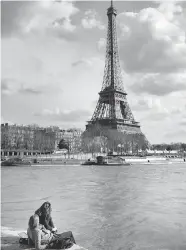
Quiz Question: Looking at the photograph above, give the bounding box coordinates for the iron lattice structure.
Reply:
[85,1,149,146]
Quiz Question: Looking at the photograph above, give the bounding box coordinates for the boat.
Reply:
[81,158,96,165]
[82,156,131,166]
[1,157,31,166]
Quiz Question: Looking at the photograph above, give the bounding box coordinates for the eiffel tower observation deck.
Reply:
[84,0,149,150]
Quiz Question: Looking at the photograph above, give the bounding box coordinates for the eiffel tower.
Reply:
[85,0,149,149]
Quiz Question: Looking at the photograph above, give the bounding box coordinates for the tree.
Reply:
[81,124,109,155]
[24,131,34,150]
[105,129,126,153]
[14,134,24,150]
[58,139,69,151]
[1,132,9,149]
[166,145,172,152]
[181,143,186,151]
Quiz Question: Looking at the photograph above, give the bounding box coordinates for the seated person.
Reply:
[27,214,76,250]
[35,202,57,232]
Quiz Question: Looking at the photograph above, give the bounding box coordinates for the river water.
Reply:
[1,164,186,250]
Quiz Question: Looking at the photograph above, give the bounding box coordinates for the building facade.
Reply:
[1,123,34,150]
[44,127,83,153]
[1,123,83,155]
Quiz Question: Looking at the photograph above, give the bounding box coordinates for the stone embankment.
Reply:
[2,153,185,166]
[27,154,186,166]
[120,156,185,164]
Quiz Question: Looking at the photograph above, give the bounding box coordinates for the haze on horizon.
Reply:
[1,0,186,144]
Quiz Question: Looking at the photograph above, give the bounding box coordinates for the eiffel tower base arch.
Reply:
[82,121,149,155]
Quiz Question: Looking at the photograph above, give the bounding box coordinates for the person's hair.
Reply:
[28,214,39,229]
[35,201,52,218]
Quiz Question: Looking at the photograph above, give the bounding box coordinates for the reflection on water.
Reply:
[1,164,186,250]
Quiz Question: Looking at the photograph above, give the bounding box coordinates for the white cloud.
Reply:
[141,101,186,122]
[97,37,106,50]
[164,129,186,142]
[27,1,78,33]
[1,78,58,96]
[180,118,186,126]
[118,2,186,74]
[2,1,79,37]
[1,78,20,95]
[34,108,92,122]
[129,94,186,138]
[157,2,183,22]
[131,96,162,111]
[81,10,105,30]
[129,71,186,96]
[72,58,94,67]
[131,96,169,122]
[72,57,104,68]
[1,34,77,99]
[52,17,76,32]
[116,2,186,97]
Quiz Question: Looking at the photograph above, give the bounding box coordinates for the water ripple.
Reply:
[1,164,186,250]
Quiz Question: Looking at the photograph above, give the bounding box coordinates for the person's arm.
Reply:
[49,217,55,228]
[34,229,47,250]
[39,224,49,234]
[44,217,53,231]
[49,217,57,232]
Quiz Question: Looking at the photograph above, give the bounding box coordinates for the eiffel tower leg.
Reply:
[92,100,102,120]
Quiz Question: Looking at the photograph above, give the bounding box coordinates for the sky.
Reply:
[1,0,186,144]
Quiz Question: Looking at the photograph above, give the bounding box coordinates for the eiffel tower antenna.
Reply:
[111,0,113,7]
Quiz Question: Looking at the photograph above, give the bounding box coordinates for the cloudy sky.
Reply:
[1,0,186,144]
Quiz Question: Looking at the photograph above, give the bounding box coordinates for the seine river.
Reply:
[1,164,186,250]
